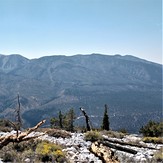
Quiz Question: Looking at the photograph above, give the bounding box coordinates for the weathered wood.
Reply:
[0,120,46,149]
[91,141,119,163]
[80,107,92,131]
[101,141,138,154]
[15,93,22,130]
[8,120,19,137]
[103,137,156,150]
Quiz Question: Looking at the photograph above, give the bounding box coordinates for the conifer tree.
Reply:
[68,108,75,132]
[50,117,59,128]
[64,108,76,132]
[102,104,110,130]
[59,110,63,128]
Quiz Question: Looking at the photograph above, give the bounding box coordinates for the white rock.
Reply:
[66,146,77,153]
[24,158,31,162]
[0,132,5,136]
[67,151,75,157]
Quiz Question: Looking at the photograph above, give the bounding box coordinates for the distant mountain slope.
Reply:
[0,54,162,133]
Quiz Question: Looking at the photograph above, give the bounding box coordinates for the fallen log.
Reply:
[0,120,46,149]
[101,141,138,154]
[103,137,156,150]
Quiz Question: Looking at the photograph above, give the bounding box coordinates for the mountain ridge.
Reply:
[0,54,162,132]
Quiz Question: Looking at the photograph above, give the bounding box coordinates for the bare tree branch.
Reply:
[0,120,46,149]
[8,120,19,137]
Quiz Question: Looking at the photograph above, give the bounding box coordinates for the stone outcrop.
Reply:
[0,131,163,163]
[39,132,103,163]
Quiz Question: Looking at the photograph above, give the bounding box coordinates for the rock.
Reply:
[24,158,31,162]
[134,153,145,162]
[0,132,5,136]
[123,134,141,143]
[65,146,77,153]
[38,132,102,162]
[2,130,162,163]
[67,151,76,157]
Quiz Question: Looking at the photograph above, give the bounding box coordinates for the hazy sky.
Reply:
[0,0,162,63]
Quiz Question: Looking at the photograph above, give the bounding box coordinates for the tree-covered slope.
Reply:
[0,54,162,132]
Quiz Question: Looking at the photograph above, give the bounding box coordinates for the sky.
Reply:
[0,0,162,64]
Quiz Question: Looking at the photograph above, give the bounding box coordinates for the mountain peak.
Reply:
[0,54,29,73]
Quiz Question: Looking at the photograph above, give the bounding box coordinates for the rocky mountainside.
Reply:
[0,54,162,132]
[0,129,162,163]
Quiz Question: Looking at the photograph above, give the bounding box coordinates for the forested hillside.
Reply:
[0,54,162,132]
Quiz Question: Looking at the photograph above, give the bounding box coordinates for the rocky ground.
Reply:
[0,130,162,163]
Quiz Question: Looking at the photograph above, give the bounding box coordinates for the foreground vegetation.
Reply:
[140,120,163,137]
[0,101,162,162]
[0,139,67,162]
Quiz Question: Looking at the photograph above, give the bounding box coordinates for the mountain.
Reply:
[0,54,162,133]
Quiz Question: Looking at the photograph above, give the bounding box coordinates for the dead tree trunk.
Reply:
[15,93,22,130]
[80,107,92,131]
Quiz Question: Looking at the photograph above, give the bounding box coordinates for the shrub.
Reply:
[154,147,163,162]
[103,130,126,139]
[0,126,11,132]
[139,121,163,137]
[84,130,103,142]
[21,149,34,161]
[46,129,71,138]
[0,119,10,127]
[36,141,66,162]
[0,119,12,132]
[142,137,163,144]
[118,128,128,134]
[0,139,67,162]
[1,150,17,162]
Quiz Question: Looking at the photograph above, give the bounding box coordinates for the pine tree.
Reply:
[50,117,59,128]
[64,108,76,132]
[69,108,75,132]
[102,104,110,130]
[139,120,163,137]
[59,110,63,128]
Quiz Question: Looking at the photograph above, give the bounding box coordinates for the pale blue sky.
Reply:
[0,0,162,63]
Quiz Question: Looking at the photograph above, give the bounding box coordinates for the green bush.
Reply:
[139,121,163,137]
[118,128,128,134]
[0,119,10,127]
[36,141,66,162]
[0,119,12,132]
[46,129,71,138]
[1,150,17,162]
[84,130,103,142]
[0,139,67,162]
[142,137,163,144]
[102,130,126,139]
